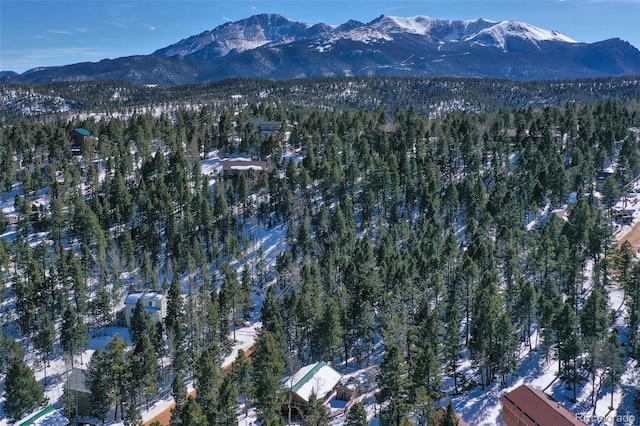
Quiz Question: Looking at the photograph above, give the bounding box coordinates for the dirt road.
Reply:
[617,220,640,250]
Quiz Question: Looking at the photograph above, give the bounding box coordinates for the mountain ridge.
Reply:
[2,13,639,85]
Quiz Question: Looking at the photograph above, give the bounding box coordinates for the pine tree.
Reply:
[172,374,187,410]
[232,349,253,417]
[600,329,625,410]
[629,263,640,358]
[130,299,153,347]
[469,272,501,388]
[376,344,410,426]
[260,286,287,360]
[61,383,79,421]
[252,330,285,425]
[195,346,222,422]
[34,311,56,381]
[60,305,89,367]
[441,400,459,426]
[131,334,158,405]
[217,374,238,426]
[124,402,143,426]
[580,286,608,341]
[344,402,368,426]
[444,305,462,395]
[180,396,208,426]
[515,280,536,350]
[166,276,184,335]
[555,302,581,401]
[4,350,47,422]
[495,313,518,386]
[601,175,620,210]
[410,341,441,401]
[219,263,240,342]
[311,298,344,364]
[170,375,187,426]
[239,264,255,319]
[538,277,561,361]
[304,392,329,426]
[106,334,131,421]
[413,387,437,426]
[92,283,112,328]
[85,349,113,423]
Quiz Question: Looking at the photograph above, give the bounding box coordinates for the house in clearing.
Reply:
[500,384,587,426]
[222,159,269,182]
[283,361,343,417]
[123,291,167,328]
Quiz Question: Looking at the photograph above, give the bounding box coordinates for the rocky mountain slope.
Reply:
[2,14,639,85]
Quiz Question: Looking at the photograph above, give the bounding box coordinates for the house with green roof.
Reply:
[283,361,343,417]
[69,128,92,155]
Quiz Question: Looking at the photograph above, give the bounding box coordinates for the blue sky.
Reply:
[1,0,639,73]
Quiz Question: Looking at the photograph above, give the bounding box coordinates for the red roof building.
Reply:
[500,385,587,426]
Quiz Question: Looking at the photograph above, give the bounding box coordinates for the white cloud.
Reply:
[149,26,156,31]
[2,47,113,73]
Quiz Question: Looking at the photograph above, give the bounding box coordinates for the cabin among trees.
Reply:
[248,117,282,135]
[69,128,92,155]
[222,159,269,182]
[123,291,167,328]
[500,385,587,426]
[283,361,343,418]
[65,368,92,418]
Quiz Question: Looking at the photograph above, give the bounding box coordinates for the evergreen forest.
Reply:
[0,76,640,425]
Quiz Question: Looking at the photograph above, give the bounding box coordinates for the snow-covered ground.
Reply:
[443,187,640,426]
[0,148,287,426]
[3,142,640,426]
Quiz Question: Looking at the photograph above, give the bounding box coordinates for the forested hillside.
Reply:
[2,76,640,121]
[0,80,639,425]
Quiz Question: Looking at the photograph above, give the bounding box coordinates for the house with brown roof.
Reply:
[500,384,587,426]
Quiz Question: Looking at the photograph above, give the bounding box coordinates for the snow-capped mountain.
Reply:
[2,14,639,85]
[465,20,577,50]
[153,14,334,59]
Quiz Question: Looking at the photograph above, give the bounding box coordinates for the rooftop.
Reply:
[222,159,268,172]
[125,291,164,305]
[500,385,587,426]
[284,361,342,403]
[66,368,90,394]
[73,128,91,136]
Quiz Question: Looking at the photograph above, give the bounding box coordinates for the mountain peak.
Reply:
[4,13,639,84]
[466,20,577,49]
[153,13,325,59]
[368,15,449,35]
